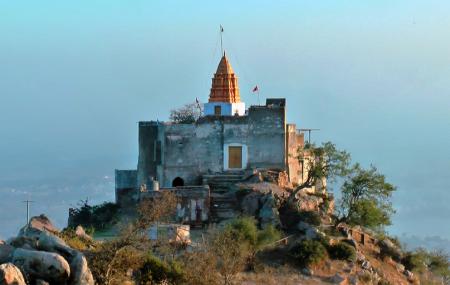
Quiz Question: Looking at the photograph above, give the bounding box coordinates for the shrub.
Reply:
[280,204,321,230]
[428,251,450,279]
[169,103,200,123]
[359,271,373,283]
[69,200,120,231]
[377,279,392,285]
[290,239,328,267]
[58,228,95,251]
[227,217,259,247]
[140,254,184,284]
[328,242,356,261]
[299,211,321,226]
[257,225,282,248]
[378,239,403,262]
[227,217,282,251]
[402,249,428,273]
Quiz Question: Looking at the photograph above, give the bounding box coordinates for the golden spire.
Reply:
[209,52,240,103]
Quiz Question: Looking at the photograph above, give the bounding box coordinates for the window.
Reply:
[214,105,222,116]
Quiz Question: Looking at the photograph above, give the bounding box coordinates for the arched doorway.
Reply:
[172,177,184,187]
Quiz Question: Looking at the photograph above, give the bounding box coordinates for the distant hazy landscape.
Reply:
[1,0,450,253]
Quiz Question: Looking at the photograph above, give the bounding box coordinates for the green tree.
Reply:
[288,142,351,204]
[339,164,396,230]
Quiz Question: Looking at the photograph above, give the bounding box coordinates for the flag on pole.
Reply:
[195,97,201,108]
[252,85,259,93]
[195,97,202,113]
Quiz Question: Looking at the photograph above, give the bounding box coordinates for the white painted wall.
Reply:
[204,102,246,116]
[223,143,248,170]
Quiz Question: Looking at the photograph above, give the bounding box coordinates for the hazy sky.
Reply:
[0,1,449,249]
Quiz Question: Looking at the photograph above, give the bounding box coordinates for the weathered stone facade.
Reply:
[115,53,308,222]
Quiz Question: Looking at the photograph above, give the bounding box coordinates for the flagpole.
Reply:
[257,90,260,106]
[220,25,223,55]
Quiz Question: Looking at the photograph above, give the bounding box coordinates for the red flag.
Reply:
[252,85,259,92]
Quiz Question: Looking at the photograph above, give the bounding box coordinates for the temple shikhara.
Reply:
[115,52,322,225]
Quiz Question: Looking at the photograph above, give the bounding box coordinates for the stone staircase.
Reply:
[203,172,245,223]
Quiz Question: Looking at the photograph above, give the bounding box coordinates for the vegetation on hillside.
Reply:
[69,200,120,232]
[289,141,397,233]
[63,141,450,285]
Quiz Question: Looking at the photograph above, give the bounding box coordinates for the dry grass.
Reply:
[237,265,328,285]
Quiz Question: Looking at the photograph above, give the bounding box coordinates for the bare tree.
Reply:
[88,191,178,285]
[170,102,201,123]
[137,190,178,229]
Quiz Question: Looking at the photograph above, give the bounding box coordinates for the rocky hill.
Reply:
[2,175,448,285]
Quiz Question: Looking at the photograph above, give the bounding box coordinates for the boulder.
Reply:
[297,222,325,240]
[12,248,70,283]
[239,182,287,197]
[297,221,311,232]
[361,260,371,270]
[0,263,26,285]
[258,193,281,228]
[75,226,93,242]
[404,270,414,281]
[379,239,402,262]
[36,231,75,257]
[395,262,405,273]
[300,196,323,212]
[68,253,94,285]
[0,244,14,264]
[329,273,347,285]
[7,236,37,250]
[28,215,59,234]
[18,215,59,240]
[301,267,313,276]
[240,192,261,216]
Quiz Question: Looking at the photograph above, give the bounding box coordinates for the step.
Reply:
[211,210,236,219]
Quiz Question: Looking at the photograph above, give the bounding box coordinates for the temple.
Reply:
[115,52,318,224]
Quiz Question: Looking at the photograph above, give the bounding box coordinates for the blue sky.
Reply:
[0,1,449,249]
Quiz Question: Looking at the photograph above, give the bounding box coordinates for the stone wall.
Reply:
[247,104,286,169]
[159,100,287,187]
[117,98,300,204]
[137,122,163,187]
[162,121,224,187]
[115,169,137,206]
[140,186,210,225]
[286,124,303,185]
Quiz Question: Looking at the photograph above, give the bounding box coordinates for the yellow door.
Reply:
[228,146,242,169]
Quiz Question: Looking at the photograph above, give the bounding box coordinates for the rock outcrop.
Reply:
[0,263,26,285]
[0,215,94,285]
[12,248,71,283]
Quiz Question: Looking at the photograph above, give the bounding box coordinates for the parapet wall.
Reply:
[140,186,210,225]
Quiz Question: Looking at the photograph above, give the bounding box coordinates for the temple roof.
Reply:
[216,52,234,74]
[209,52,241,103]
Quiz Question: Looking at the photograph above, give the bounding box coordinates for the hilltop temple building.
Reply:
[115,53,313,224]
